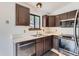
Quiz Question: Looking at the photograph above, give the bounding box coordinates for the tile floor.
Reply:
[43,51,59,56]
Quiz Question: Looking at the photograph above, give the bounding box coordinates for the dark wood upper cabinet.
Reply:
[55,13,67,26]
[42,15,49,27]
[55,10,77,27]
[67,10,76,19]
[16,4,30,26]
[56,10,76,20]
[59,13,67,20]
[58,10,76,20]
[42,15,55,27]
[48,16,55,27]
[55,15,60,27]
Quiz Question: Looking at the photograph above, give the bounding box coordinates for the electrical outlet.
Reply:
[55,29,57,32]
[6,20,9,24]
[24,30,26,33]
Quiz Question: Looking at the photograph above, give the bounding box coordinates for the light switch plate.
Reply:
[6,20,9,24]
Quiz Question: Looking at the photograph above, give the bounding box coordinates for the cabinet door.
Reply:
[67,10,76,19]
[36,38,44,56]
[53,36,59,50]
[44,36,52,53]
[42,15,49,27]
[16,4,30,26]
[42,15,55,27]
[55,15,60,27]
[59,13,67,20]
[48,16,55,27]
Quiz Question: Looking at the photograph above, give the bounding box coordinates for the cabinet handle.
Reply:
[17,42,35,47]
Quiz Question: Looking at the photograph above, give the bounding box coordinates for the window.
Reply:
[30,14,40,30]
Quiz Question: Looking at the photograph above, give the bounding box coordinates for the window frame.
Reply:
[29,14,41,30]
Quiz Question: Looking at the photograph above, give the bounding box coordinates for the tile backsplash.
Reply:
[42,27,74,35]
[13,26,74,37]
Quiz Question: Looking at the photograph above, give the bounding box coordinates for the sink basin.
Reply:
[31,34,44,37]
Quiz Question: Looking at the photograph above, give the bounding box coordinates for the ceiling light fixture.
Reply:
[36,2,42,8]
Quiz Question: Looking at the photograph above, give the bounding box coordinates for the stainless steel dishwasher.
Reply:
[16,40,36,56]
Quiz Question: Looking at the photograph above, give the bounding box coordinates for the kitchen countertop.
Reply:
[13,33,61,43]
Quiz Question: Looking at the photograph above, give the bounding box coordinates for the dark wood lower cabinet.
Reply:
[16,35,59,56]
[36,38,44,56]
[52,36,59,50]
[44,36,52,53]
[35,36,53,56]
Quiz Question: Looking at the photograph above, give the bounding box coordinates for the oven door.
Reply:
[59,38,78,55]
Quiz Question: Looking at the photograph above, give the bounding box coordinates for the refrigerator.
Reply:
[74,9,79,55]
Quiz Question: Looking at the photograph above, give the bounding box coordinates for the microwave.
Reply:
[60,18,75,27]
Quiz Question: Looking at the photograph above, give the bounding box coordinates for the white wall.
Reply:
[0,2,15,56]
[0,2,43,56]
[51,2,79,15]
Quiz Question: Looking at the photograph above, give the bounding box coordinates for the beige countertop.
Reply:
[13,33,61,43]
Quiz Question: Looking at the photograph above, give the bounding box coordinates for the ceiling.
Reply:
[26,2,71,15]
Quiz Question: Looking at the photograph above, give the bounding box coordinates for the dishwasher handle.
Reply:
[17,42,35,48]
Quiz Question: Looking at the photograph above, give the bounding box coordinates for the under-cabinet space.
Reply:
[60,19,74,27]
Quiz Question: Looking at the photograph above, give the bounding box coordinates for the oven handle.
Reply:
[17,42,35,48]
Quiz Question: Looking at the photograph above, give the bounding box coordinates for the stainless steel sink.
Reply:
[31,34,44,37]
